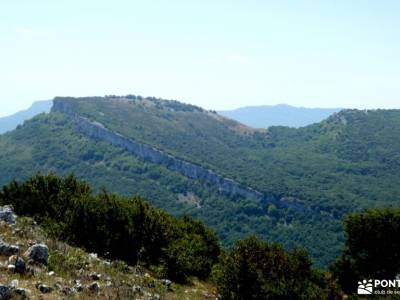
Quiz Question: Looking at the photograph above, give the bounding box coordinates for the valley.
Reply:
[1,96,400,269]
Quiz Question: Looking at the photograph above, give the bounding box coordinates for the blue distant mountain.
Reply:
[219,104,342,128]
[0,100,53,134]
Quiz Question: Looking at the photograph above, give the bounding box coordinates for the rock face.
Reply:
[53,100,265,201]
[0,285,11,300]
[24,243,49,265]
[53,99,310,213]
[0,241,19,256]
[0,206,16,225]
[74,115,265,201]
[8,255,26,274]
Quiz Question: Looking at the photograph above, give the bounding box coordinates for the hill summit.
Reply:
[1,95,400,268]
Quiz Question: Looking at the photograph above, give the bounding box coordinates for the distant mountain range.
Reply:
[1,95,400,269]
[0,100,53,134]
[0,101,340,135]
[219,104,342,128]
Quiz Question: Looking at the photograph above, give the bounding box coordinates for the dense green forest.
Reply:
[0,174,336,298]
[2,174,400,298]
[0,111,342,268]
[1,96,400,269]
[60,97,400,213]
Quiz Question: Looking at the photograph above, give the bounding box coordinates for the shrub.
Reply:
[332,208,400,294]
[212,236,330,300]
[0,173,220,282]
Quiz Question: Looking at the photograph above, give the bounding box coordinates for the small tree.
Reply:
[332,208,400,294]
[212,236,330,300]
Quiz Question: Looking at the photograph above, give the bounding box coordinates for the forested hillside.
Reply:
[0,174,340,299]
[1,95,400,269]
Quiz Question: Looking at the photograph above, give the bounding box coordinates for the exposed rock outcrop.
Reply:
[0,241,19,256]
[8,255,26,274]
[53,99,309,213]
[0,206,16,225]
[36,283,53,294]
[25,243,49,265]
[53,100,265,199]
[0,285,11,300]
[0,210,210,300]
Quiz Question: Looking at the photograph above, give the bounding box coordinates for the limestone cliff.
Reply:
[52,99,308,212]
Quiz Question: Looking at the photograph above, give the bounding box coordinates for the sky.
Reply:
[1,1,400,117]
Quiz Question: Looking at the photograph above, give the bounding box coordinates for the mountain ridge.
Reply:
[2,95,400,268]
[0,100,53,134]
[53,99,311,214]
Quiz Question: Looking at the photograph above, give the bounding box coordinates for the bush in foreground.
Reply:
[0,173,220,282]
[332,208,400,294]
[212,236,336,300]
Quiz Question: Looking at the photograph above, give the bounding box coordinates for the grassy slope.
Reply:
[0,216,216,300]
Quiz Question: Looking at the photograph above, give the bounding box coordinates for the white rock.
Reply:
[0,205,16,225]
[9,279,19,288]
[7,264,15,272]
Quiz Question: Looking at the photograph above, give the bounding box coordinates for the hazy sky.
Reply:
[1,1,400,117]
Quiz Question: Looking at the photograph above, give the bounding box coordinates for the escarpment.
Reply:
[52,99,309,212]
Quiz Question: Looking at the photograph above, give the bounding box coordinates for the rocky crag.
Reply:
[53,99,310,213]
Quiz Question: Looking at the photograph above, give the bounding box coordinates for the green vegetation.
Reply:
[1,174,342,299]
[0,214,218,300]
[0,111,341,269]
[0,174,219,282]
[62,98,400,213]
[3,174,400,298]
[2,96,400,269]
[332,208,400,294]
[212,236,338,300]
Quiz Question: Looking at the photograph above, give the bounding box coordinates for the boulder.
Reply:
[36,283,53,294]
[0,285,11,300]
[8,255,26,274]
[12,288,30,300]
[74,281,83,292]
[89,272,101,280]
[0,241,19,256]
[61,286,76,296]
[152,294,161,300]
[88,282,100,293]
[0,206,16,225]
[9,279,18,288]
[132,285,142,294]
[24,244,49,265]
[161,279,172,288]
